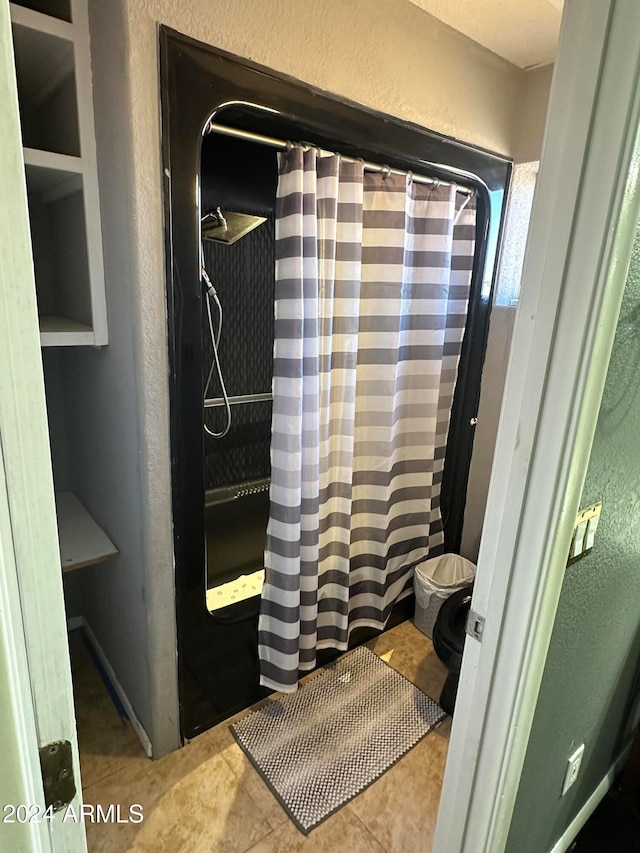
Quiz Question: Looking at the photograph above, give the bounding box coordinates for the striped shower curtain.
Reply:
[259,145,477,692]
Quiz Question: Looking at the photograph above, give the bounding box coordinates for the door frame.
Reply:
[0,1,86,850]
[435,2,640,851]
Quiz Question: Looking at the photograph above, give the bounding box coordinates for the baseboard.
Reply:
[68,616,153,758]
[549,741,633,853]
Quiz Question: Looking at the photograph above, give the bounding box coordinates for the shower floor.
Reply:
[206,568,265,611]
[205,477,270,601]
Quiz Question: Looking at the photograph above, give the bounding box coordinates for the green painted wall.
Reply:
[506,228,640,851]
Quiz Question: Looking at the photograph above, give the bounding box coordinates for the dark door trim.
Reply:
[160,26,512,738]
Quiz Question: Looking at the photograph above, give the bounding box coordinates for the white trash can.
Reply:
[413,553,476,638]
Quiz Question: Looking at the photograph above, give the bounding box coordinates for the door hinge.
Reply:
[39,740,76,812]
[466,610,485,642]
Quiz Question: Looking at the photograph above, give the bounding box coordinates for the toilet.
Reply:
[432,584,474,715]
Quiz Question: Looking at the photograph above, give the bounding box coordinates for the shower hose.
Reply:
[201,259,232,439]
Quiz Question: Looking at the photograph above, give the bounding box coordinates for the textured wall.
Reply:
[460,163,539,560]
[69,0,171,754]
[405,0,560,69]
[506,227,640,852]
[131,0,525,154]
[41,351,71,491]
[514,64,554,163]
[460,306,517,561]
[79,0,541,755]
[494,162,538,306]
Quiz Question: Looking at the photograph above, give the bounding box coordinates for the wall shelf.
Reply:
[56,491,118,573]
[40,316,94,345]
[11,15,78,156]
[24,147,83,172]
[24,151,83,197]
[26,167,92,344]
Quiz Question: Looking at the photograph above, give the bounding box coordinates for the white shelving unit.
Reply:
[10,0,107,346]
[10,0,116,577]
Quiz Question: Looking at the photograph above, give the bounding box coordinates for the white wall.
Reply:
[76,0,551,755]
[514,64,554,163]
[461,162,541,560]
[459,67,554,565]
[65,0,174,756]
[460,306,517,561]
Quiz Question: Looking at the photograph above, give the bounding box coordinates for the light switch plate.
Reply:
[571,521,588,558]
[585,514,600,550]
[568,503,602,563]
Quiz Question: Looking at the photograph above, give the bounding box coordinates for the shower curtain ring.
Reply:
[382,165,391,179]
[285,140,293,151]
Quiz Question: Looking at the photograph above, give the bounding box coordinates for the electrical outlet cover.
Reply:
[562,744,585,795]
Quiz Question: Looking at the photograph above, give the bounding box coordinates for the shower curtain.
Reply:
[259,145,477,692]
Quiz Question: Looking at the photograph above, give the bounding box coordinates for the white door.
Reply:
[0,0,86,850]
[435,1,640,851]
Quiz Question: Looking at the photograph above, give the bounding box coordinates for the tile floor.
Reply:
[72,620,450,853]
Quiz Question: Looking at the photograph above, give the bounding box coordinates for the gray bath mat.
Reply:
[231,645,445,834]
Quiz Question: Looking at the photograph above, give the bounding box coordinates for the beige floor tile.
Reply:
[348,733,448,853]
[366,621,450,721]
[210,724,289,830]
[245,806,386,853]
[69,631,147,789]
[83,731,273,853]
[72,619,448,852]
[435,716,451,739]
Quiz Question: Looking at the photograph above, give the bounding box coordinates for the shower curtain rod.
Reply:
[205,121,475,196]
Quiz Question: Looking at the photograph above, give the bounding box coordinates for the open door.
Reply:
[435,1,640,851]
[0,1,85,850]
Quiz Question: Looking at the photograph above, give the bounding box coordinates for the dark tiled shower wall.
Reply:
[202,212,275,489]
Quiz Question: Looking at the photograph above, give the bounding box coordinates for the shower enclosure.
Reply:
[160,28,511,739]
[200,134,276,615]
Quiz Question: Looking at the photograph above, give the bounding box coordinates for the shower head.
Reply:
[201,207,267,245]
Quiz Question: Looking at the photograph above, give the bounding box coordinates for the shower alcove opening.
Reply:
[160,28,512,739]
